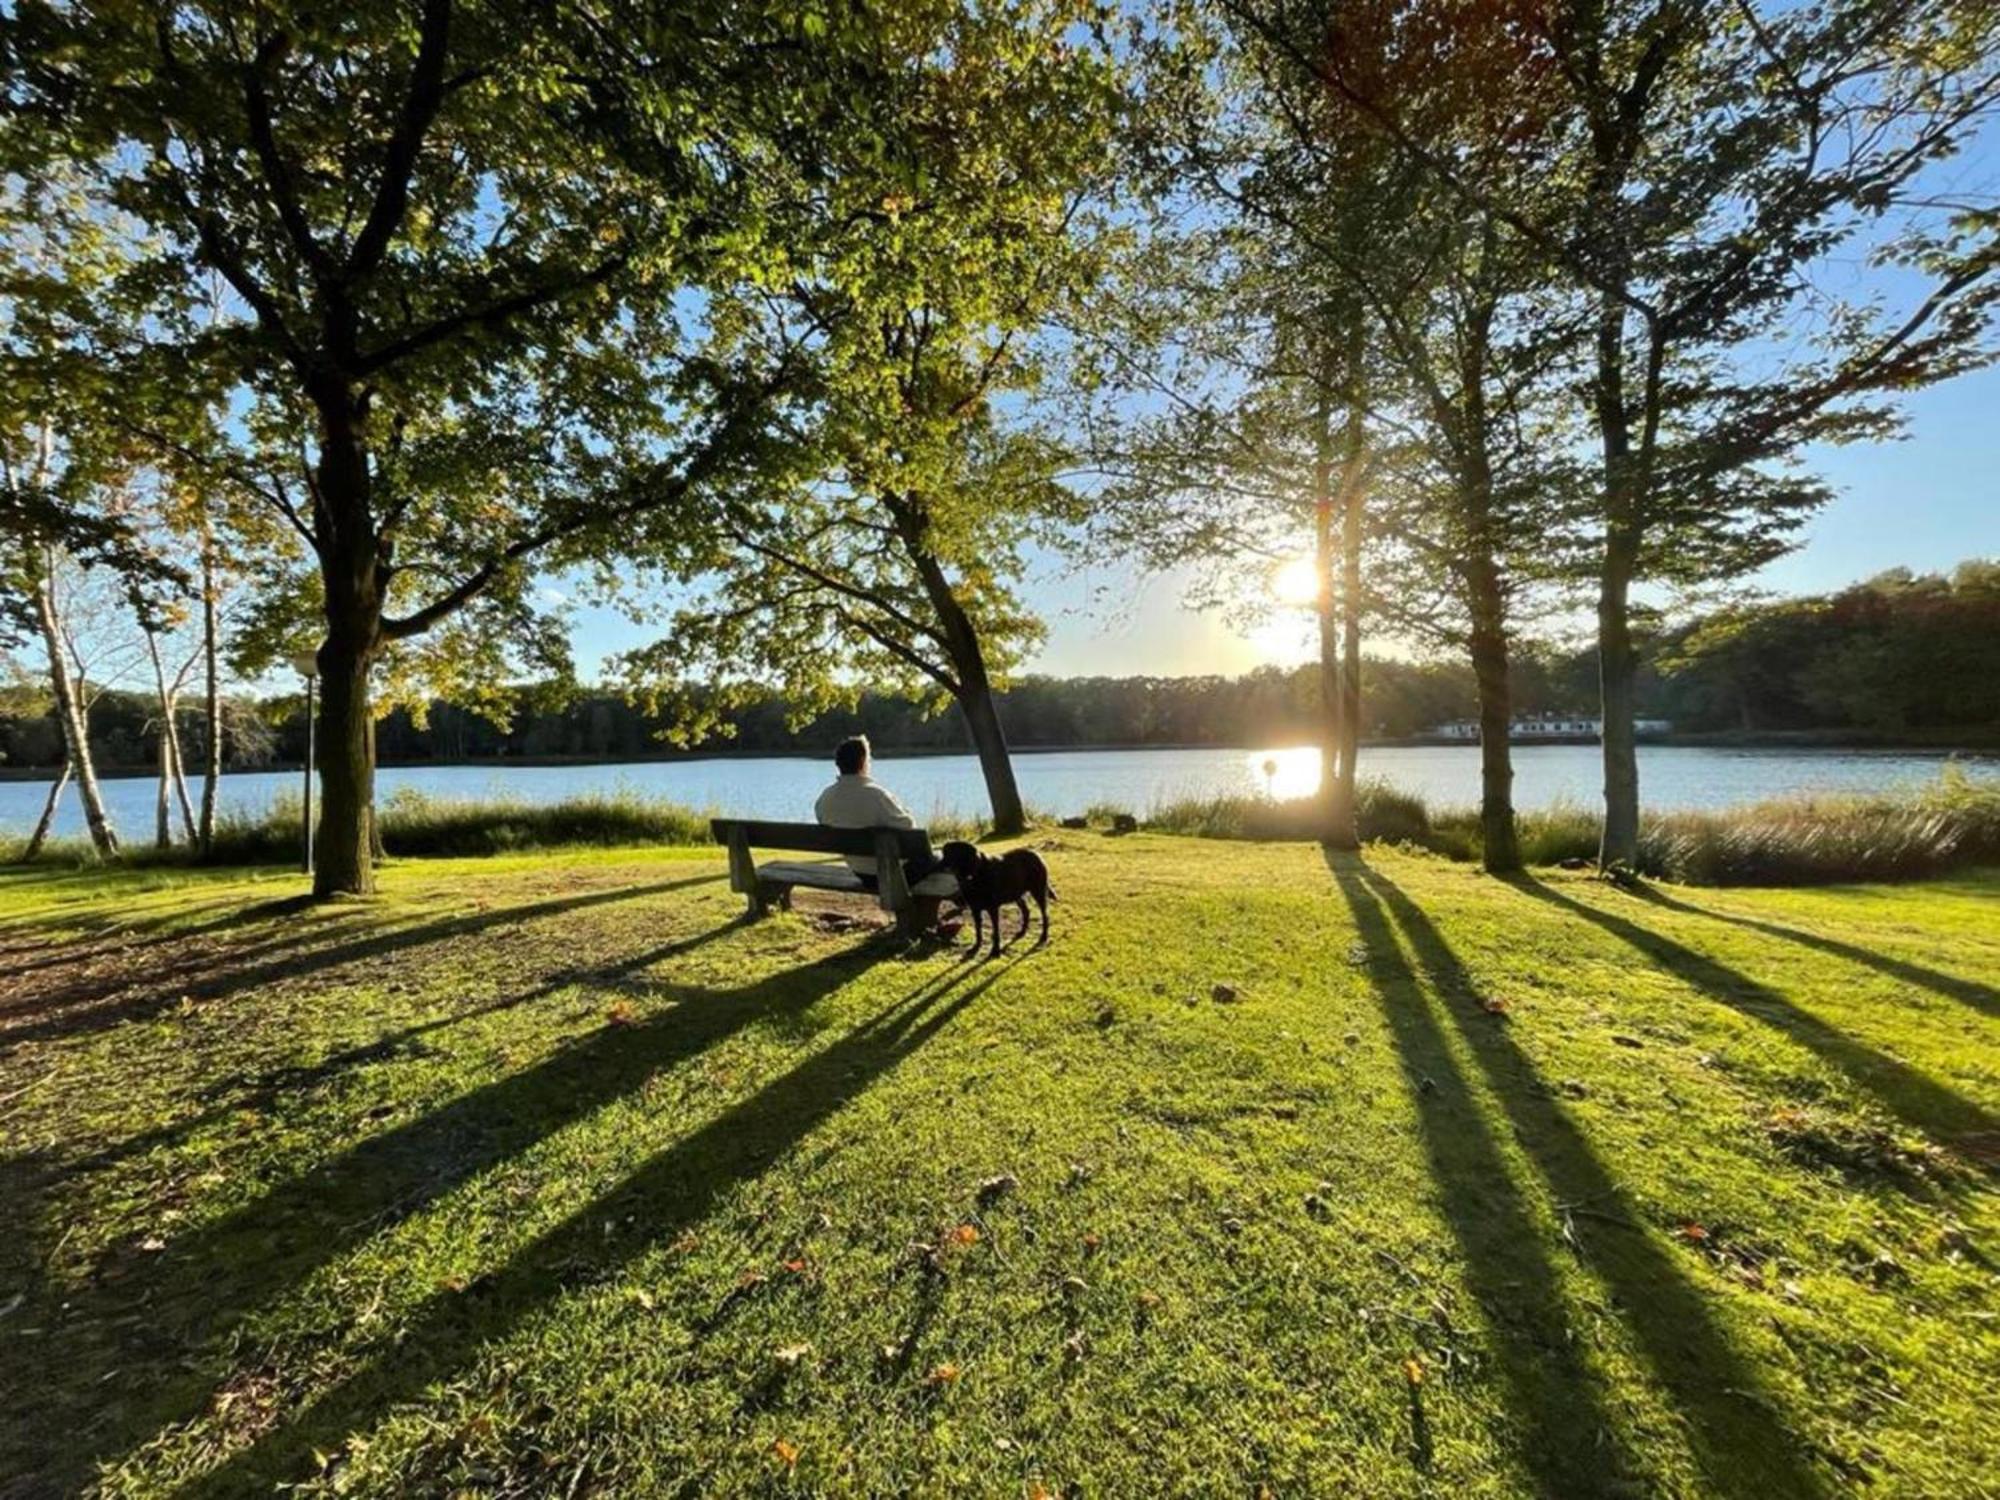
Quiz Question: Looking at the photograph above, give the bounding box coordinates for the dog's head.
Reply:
[937,841,981,880]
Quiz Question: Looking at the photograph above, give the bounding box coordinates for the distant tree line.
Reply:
[8,563,1989,775]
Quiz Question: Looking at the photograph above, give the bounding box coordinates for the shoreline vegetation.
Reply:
[4,726,1996,784]
[9,768,1995,889]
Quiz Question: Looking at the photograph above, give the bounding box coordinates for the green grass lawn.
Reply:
[2,836,1996,1498]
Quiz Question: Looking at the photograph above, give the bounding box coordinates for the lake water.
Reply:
[3,743,1993,838]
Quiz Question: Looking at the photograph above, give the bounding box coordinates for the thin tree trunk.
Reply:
[143,628,196,847]
[1310,385,1352,845]
[168,703,197,841]
[1597,526,1642,869]
[199,523,222,853]
[367,712,385,862]
[33,547,118,856]
[20,763,70,861]
[154,730,172,850]
[1334,373,1366,842]
[1466,570,1520,874]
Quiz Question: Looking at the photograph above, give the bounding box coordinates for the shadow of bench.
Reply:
[710,819,958,938]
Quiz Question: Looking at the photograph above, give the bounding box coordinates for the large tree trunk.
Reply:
[199,525,222,854]
[20,763,70,861]
[1597,526,1643,869]
[1466,577,1520,874]
[314,634,377,896]
[959,670,1026,837]
[310,394,386,898]
[895,502,1026,837]
[33,548,118,856]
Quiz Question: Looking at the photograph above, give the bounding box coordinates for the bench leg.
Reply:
[748,882,792,920]
[897,895,943,939]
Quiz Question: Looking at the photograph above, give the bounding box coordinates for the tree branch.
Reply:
[355,254,627,374]
[346,0,454,279]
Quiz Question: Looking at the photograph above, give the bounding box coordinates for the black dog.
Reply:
[938,841,1055,959]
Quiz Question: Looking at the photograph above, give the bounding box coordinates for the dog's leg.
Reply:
[966,906,984,961]
[1034,888,1050,946]
[1016,897,1031,943]
[989,905,1002,960]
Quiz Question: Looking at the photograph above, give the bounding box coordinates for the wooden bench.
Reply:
[710,819,960,936]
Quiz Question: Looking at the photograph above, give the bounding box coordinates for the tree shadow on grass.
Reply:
[1332,853,1830,1499]
[0,871,728,1050]
[170,958,998,1498]
[1325,856,1633,1497]
[54,919,746,1184]
[4,923,919,1496]
[1626,884,2000,1021]
[1510,876,1998,1151]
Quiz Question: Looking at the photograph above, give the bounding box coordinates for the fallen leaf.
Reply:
[1678,1223,1710,1242]
[773,1342,812,1367]
[928,1361,961,1385]
[782,1257,809,1274]
[977,1173,1018,1205]
[1403,1356,1425,1386]
[1480,996,1511,1017]
[948,1223,981,1248]
[771,1438,799,1468]
[605,1001,638,1028]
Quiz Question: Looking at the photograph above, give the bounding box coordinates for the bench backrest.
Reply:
[708,819,934,860]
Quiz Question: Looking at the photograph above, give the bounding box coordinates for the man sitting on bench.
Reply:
[814,735,941,891]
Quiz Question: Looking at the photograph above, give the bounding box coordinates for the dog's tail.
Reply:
[1046,883,1058,902]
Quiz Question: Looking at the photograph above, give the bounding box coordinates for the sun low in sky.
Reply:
[1270,556,1321,607]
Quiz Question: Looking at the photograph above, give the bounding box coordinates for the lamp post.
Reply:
[290,650,319,875]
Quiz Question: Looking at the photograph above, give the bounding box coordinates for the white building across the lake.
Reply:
[1429,715,1672,742]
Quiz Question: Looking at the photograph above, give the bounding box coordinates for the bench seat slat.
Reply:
[758,859,864,890]
[710,818,933,860]
[754,860,958,899]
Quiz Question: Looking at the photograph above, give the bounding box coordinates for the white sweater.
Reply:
[813,773,915,874]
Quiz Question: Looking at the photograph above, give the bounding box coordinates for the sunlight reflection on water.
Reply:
[1248,746,1323,801]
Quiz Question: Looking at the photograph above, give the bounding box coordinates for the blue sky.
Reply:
[563,357,1998,682]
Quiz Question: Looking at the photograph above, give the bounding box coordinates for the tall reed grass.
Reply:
[1133,765,2000,886]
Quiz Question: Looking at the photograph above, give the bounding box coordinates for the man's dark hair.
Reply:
[834,736,870,775]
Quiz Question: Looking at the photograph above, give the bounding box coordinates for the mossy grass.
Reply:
[2,837,1995,1495]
